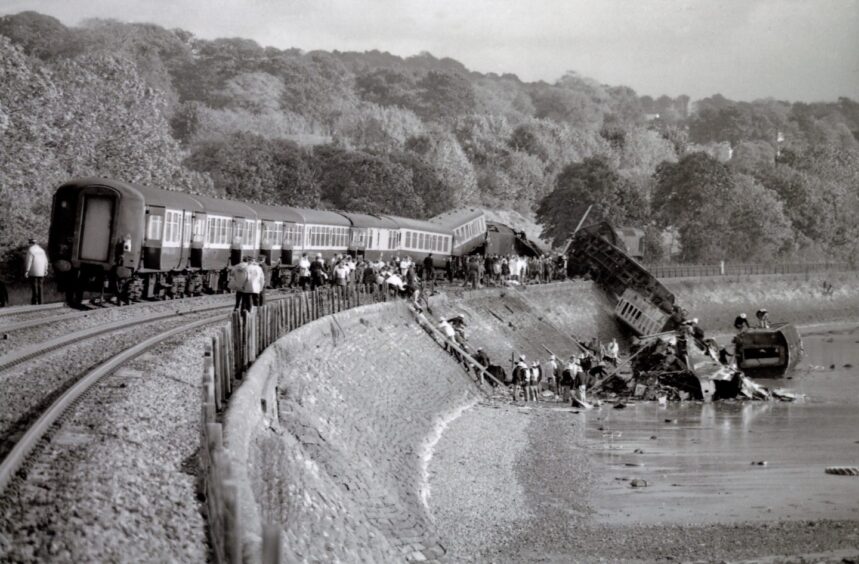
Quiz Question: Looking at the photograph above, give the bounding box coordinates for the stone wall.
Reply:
[224,300,481,563]
[430,281,623,366]
[666,271,859,333]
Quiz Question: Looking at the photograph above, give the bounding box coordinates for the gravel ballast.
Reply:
[0,324,218,562]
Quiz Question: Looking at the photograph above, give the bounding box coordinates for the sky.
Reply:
[2,0,858,102]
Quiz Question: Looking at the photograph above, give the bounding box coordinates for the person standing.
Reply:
[423,254,435,292]
[25,239,48,305]
[244,257,264,311]
[228,258,249,310]
[547,354,559,396]
[606,338,620,367]
[734,313,751,332]
[298,253,311,290]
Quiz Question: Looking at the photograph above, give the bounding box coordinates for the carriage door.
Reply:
[79,194,115,263]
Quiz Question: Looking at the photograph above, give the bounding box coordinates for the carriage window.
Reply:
[164,210,182,244]
[183,211,192,244]
[147,214,163,241]
[244,219,256,246]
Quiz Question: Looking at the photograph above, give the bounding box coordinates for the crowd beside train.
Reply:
[225,250,572,313]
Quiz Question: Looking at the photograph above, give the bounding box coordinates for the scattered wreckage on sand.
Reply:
[568,222,804,403]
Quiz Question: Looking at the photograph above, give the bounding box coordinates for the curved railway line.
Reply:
[0,313,226,495]
[0,295,295,497]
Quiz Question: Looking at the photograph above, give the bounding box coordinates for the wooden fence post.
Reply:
[262,524,282,564]
[222,480,242,564]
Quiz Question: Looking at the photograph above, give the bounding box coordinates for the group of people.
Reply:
[228,256,267,312]
[733,309,770,332]
[457,253,568,290]
[444,324,621,405]
[291,252,432,304]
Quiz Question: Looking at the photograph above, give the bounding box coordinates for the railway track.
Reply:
[0,311,230,496]
[0,302,231,372]
[0,302,65,318]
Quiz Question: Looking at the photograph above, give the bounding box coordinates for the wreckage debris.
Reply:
[595,330,802,403]
[630,479,648,488]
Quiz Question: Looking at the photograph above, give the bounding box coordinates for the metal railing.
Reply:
[645,262,854,279]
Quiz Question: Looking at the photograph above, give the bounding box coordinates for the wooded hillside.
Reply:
[1,11,858,274]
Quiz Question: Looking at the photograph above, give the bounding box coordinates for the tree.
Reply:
[652,152,735,261]
[652,152,793,261]
[315,147,423,216]
[536,157,645,245]
[186,133,319,206]
[415,70,476,121]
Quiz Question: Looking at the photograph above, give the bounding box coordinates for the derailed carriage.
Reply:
[565,222,677,336]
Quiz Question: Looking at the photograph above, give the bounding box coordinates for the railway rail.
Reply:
[0,302,65,318]
[0,311,230,496]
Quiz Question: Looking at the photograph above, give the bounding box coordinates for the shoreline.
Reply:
[429,402,859,562]
[428,318,859,562]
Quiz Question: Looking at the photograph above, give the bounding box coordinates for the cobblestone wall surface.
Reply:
[224,300,481,563]
[430,281,623,366]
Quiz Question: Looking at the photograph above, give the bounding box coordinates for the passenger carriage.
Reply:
[429,208,487,256]
[48,177,489,303]
[385,215,453,269]
[336,212,401,261]
[288,208,352,263]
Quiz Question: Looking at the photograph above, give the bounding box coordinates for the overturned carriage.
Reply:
[566,222,677,336]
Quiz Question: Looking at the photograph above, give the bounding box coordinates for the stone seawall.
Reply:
[223,300,482,563]
[430,281,623,364]
[666,271,859,332]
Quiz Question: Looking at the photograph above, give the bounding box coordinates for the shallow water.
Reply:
[584,322,859,525]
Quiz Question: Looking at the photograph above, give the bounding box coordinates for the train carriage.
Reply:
[244,202,305,267]
[429,207,486,256]
[336,212,400,260]
[289,209,351,262]
[48,177,492,304]
[385,215,453,267]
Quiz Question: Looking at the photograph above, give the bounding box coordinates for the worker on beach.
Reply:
[756,308,770,328]
[605,338,619,366]
[734,312,751,332]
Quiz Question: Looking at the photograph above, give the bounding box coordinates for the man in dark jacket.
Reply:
[423,254,435,291]
[734,313,751,332]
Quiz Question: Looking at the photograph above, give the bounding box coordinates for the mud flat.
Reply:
[428,277,859,562]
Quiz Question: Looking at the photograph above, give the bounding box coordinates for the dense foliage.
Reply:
[1,11,858,273]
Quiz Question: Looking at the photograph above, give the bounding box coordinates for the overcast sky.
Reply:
[3,0,858,102]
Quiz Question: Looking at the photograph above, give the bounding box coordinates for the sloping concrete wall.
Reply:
[430,281,623,367]
[224,301,481,562]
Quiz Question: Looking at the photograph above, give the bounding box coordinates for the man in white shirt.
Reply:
[25,238,48,305]
[243,257,265,310]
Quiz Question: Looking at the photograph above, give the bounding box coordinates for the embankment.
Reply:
[430,281,624,364]
[223,300,481,562]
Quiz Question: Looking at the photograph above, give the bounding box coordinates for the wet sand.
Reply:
[428,324,859,562]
